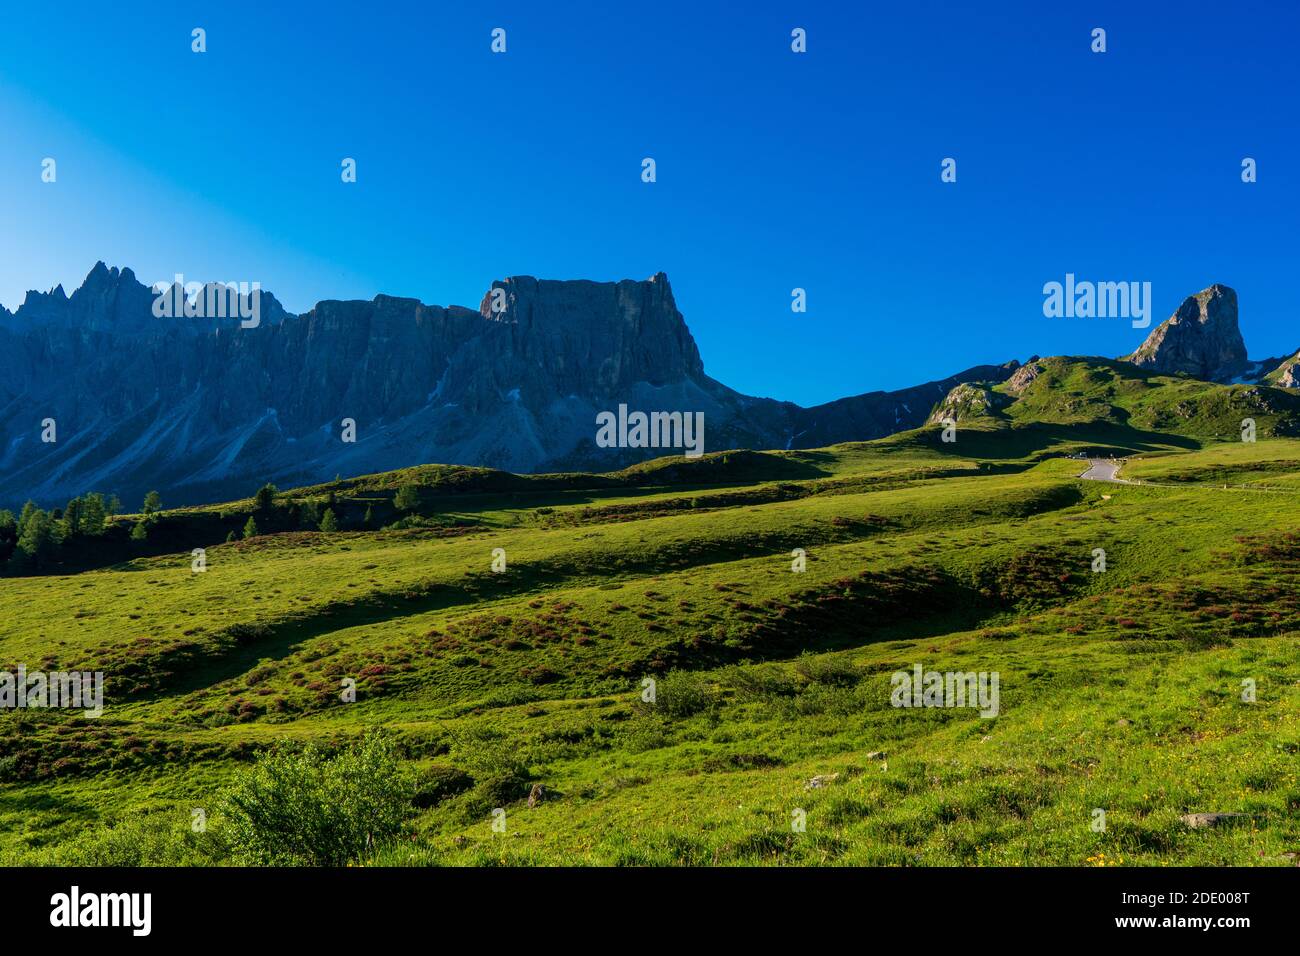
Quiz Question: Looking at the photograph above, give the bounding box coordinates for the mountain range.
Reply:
[2,264,1298,509]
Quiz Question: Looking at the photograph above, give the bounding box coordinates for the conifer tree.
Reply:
[15,508,58,568]
[81,493,108,535]
[254,484,278,511]
[62,497,85,536]
[394,485,419,512]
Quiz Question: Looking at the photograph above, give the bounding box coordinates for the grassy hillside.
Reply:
[941,356,1300,441]
[1,418,1298,866]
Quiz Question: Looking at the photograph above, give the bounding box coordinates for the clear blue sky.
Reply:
[1,0,1295,405]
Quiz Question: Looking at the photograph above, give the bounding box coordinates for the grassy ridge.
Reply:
[954,356,1300,440]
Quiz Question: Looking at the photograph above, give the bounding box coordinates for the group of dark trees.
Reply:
[231,482,431,540]
[0,491,163,573]
[233,483,342,540]
[1,480,428,574]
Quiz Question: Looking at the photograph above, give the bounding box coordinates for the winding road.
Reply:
[1079,459,1127,482]
[1077,458,1295,494]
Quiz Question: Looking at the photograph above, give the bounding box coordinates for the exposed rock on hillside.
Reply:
[1269,351,1300,388]
[1005,361,1043,395]
[926,382,1010,424]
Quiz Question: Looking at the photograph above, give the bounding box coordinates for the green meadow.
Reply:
[1,419,1298,866]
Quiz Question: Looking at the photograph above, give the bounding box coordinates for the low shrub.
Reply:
[794,653,862,687]
[648,669,716,719]
[219,730,413,866]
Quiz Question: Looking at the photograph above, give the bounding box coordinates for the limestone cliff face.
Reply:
[1127,284,1248,382]
[0,263,1016,507]
[477,273,704,395]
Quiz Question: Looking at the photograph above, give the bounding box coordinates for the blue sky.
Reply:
[0,0,1295,405]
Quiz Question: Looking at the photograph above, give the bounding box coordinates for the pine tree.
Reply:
[300,499,320,529]
[81,493,108,536]
[394,485,420,512]
[62,497,85,537]
[254,484,278,511]
[130,520,148,542]
[142,490,163,515]
[243,516,259,539]
[319,508,338,532]
[17,501,37,536]
[226,531,237,543]
[15,508,58,568]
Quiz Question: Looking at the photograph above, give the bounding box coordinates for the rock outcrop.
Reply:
[1126,284,1248,382]
[1268,351,1300,389]
[925,382,1010,424]
[1005,361,1043,395]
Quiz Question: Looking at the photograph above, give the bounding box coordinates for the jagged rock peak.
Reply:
[1127,284,1247,383]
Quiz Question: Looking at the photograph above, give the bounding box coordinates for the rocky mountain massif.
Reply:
[1,267,1295,508]
[0,264,1018,508]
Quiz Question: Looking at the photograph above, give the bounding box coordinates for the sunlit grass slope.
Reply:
[1,423,1297,866]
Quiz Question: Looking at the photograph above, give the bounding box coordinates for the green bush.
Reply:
[650,670,716,718]
[446,726,533,817]
[413,764,474,808]
[794,653,862,687]
[621,713,672,753]
[219,731,413,866]
[471,770,533,811]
